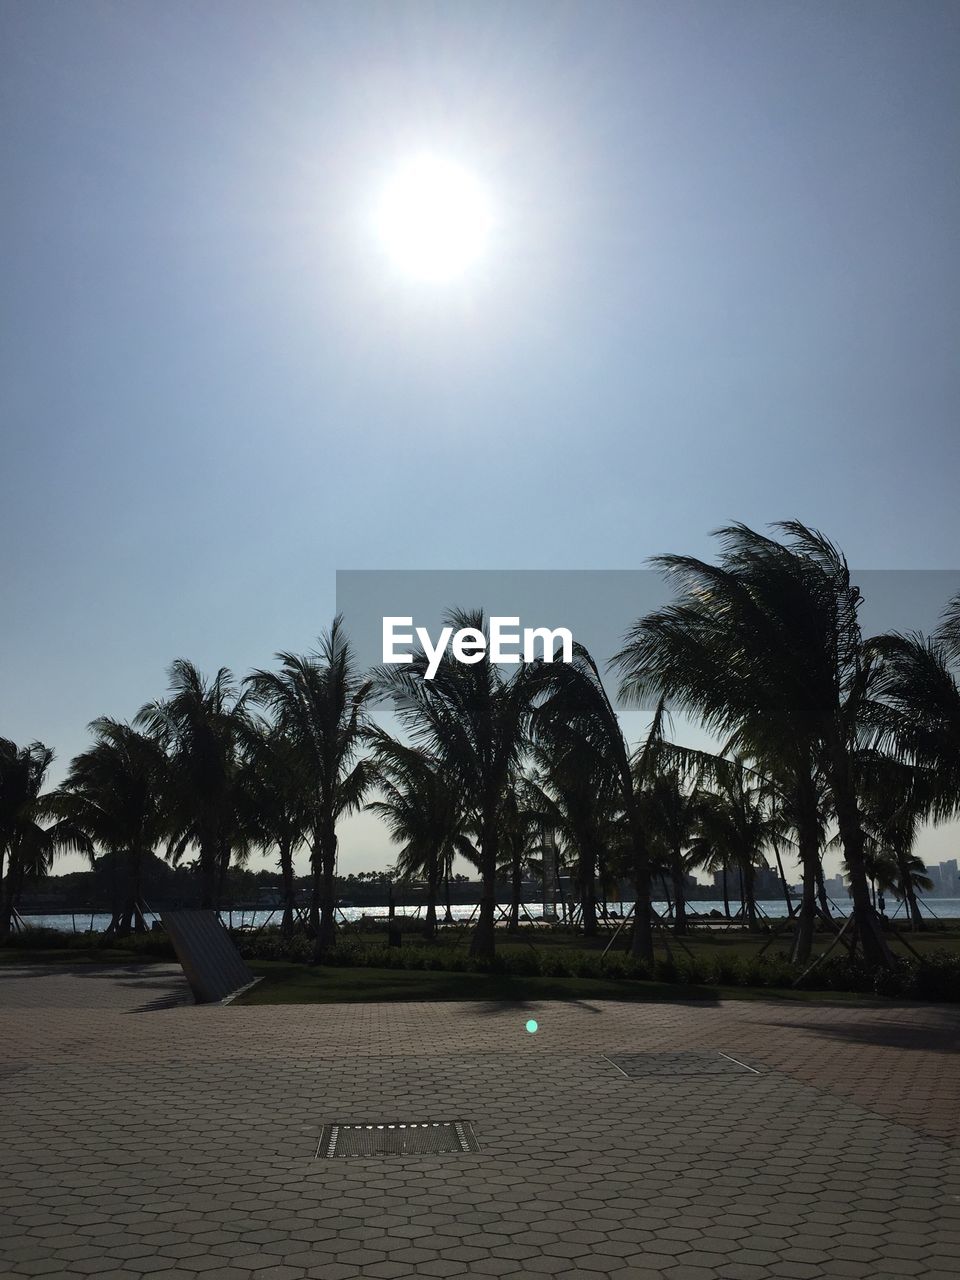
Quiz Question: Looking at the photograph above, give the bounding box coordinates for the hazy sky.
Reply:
[2,1,958,877]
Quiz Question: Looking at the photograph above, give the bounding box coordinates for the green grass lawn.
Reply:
[311,920,960,964]
[236,959,894,1007]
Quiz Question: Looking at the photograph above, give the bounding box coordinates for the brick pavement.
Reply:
[0,962,958,1279]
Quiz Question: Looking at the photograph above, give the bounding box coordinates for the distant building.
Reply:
[753,866,784,899]
[933,859,958,896]
[823,874,848,900]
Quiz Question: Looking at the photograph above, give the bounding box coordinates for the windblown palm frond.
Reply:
[245,615,373,956]
[614,520,892,966]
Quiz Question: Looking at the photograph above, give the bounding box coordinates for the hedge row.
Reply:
[6,924,959,1001]
[230,929,960,1002]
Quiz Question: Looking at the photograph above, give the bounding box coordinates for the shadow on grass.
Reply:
[238,961,724,1007]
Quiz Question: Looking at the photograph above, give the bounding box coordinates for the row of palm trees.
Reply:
[2,522,958,970]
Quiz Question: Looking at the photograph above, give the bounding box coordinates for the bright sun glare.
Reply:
[374,154,494,283]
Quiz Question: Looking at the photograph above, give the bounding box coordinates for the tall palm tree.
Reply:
[136,661,244,910]
[498,779,542,932]
[235,717,310,941]
[366,732,465,939]
[616,521,893,967]
[632,711,720,937]
[0,738,77,941]
[536,646,657,961]
[688,760,782,931]
[247,618,373,958]
[527,725,621,938]
[639,769,710,935]
[50,720,168,936]
[378,609,538,961]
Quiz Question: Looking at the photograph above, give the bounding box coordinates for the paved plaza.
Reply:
[1,963,958,1280]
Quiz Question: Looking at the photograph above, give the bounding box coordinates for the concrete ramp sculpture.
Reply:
[160,909,258,1004]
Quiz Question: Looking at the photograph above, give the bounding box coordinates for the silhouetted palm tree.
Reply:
[137,661,245,910]
[378,609,538,961]
[616,521,893,966]
[247,618,373,958]
[870,629,960,825]
[50,720,167,935]
[366,732,465,939]
[688,759,782,931]
[498,780,542,932]
[0,738,76,941]
[235,717,310,940]
[632,711,718,936]
[536,644,657,961]
[527,723,621,938]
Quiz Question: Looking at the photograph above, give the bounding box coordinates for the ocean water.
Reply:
[18,897,960,934]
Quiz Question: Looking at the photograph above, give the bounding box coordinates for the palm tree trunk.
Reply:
[0,850,18,943]
[660,875,673,914]
[279,837,295,941]
[313,821,338,960]
[816,863,832,917]
[895,850,924,931]
[772,844,794,917]
[828,760,893,968]
[105,852,124,937]
[114,847,142,938]
[743,864,759,930]
[443,862,454,923]
[580,842,599,938]
[131,846,146,934]
[199,832,217,911]
[627,799,654,963]
[671,849,687,936]
[629,868,654,961]
[425,851,439,940]
[721,861,730,918]
[509,845,522,932]
[215,836,231,911]
[470,806,498,961]
[309,845,321,940]
[791,822,820,964]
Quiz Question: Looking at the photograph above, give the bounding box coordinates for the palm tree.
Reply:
[366,732,464,939]
[632,713,718,937]
[378,609,538,961]
[50,720,167,936]
[527,725,621,938]
[247,618,373,958]
[498,779,542,932]
[640,770,709,935]
[688,760,782,931]
[616,521,893,967]
[869,629,960,825]
[536,645,657,961]
[136,661,244,910]
[235,717,310,941]
[0,738,77,941]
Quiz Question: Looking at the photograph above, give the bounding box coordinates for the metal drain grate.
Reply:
[605,1051,759,1076]
[316,1121,481,1158]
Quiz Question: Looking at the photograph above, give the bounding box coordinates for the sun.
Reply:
[373,154,494,283]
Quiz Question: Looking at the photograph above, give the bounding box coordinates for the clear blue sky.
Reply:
[2,1,958,874]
